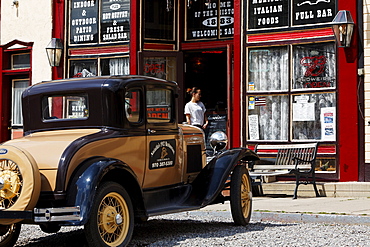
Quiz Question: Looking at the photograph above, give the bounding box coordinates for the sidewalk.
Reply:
[200,196,370,225]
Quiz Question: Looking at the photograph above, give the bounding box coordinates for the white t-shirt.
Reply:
[184,101,206,126]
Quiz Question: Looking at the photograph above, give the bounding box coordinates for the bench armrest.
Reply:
[292,157,315,171]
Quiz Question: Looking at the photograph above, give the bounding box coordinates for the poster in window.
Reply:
[248,114,259,140]
[321,107,336,141]
[144,58,166,79]
[293,43,336,90]
[186,0,234,40]
[248,0,289,29]
[70,0,98,44]
[293,0,335,26]
[101,0,130,43]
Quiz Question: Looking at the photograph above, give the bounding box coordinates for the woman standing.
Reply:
[184,87,208,129]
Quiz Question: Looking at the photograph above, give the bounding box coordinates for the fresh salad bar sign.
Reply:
[187,0,234,40]
[70,0,130,45]
[248,0,335,29]
[101,0,130,42]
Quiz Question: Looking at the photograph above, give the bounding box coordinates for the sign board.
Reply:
[186,0,234,40]
[101,0,130,42]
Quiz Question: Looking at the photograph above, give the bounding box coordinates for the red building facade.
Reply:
[0,0,365,182]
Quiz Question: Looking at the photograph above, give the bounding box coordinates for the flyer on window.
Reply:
[321,107,336,141]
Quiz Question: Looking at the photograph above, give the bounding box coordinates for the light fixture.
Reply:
[331,10,355,48]
[45,38,63,67]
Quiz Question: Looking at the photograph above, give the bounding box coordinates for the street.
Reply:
[14,210,370,246]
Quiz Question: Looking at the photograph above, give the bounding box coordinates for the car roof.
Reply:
[22,76,178,134]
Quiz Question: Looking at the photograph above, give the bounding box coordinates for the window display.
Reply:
[247,43,336,142]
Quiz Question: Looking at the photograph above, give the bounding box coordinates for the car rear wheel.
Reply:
[85,182,134,247]
[0,223,21,247]
[0,146,41,225]
[230,165,252,226]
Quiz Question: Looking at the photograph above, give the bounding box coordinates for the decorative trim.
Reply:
[69,46,129,56]
[248,28,333,43]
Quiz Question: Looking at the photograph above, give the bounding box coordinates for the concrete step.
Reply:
[258,182,370,198]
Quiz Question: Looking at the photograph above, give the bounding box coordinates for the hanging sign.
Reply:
[70,0,99,44]
[101,0,130,42]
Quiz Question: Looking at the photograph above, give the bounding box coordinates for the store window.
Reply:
[143,57,176,81]
[69,57,129,77]
[12,79,29,126]
[247,42,336,142]
[69,0,130,45]
[143,0,174,40]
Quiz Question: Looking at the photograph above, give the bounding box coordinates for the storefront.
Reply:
[0,0,365,181]
[237,0,364,181]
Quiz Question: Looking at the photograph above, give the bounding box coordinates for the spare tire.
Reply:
[0,145,41,224]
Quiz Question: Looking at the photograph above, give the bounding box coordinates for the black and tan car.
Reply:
[0,76,259,247]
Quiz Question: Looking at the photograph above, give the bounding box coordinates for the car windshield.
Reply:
[42,95,89,121]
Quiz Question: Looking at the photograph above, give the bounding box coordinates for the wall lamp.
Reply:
[46,38,63,67]
[331,10,354,48]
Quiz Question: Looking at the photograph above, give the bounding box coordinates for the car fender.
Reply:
[67,158,139,225]
[189,148,259,207]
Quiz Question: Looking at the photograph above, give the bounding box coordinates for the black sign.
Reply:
[248,0,289,29]
[70,0,98,44]
[101,0,130,42]
[205,114,227,149]
[186,0,234,40]
[293,0,335,26]
[149,140,176,169]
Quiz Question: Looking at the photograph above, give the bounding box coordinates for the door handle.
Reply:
[148,129,156,134]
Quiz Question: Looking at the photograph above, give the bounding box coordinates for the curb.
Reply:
[252,212,370,225]
[190,210,370,225]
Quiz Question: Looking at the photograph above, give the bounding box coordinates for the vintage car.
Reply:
[0,76,259,247]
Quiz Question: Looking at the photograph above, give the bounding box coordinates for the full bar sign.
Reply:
[248,0,289,29]
[293,0,335,26]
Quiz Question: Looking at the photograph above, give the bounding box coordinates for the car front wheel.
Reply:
[85,182,134,247]
[230,164,252,226]
[0,223,21,247]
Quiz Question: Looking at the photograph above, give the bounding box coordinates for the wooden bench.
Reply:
[249,143,320,199]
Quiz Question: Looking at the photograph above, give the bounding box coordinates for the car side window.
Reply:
[125,89,141,123]
[146,88,172,123]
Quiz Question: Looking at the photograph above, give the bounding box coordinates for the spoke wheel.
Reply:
[0,224,21,247]
[230,165,252,226]
[85,182,134,247]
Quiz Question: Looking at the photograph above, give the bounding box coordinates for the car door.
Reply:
[142,84,183,188]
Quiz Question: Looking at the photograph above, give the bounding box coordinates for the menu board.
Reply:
[204,114,227,149]
[70,0,99,44]
[248,0,289,29]
[101,0,130,42]
[186,0,234,40]
[293,0,335,26]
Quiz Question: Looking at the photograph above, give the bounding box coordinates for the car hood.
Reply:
[1,129,101,170]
